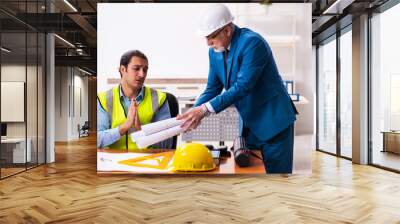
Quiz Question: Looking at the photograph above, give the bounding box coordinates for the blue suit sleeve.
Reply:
[150,101,174,149]
[209,39,270,113]
[194,50,223,107]
[97,99,121,148]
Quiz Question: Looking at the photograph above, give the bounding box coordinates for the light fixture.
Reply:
[54,34,75,48]
[63,0,78,12]
[1,47,11,53]
[78,67,93,76]
[76,48,87,56]
[322,0,355,15]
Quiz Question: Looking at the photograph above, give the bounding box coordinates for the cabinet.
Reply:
[382,131,400,154]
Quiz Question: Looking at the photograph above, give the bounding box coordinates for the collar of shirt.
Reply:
[119,85,145,104]
[226,26,235,51]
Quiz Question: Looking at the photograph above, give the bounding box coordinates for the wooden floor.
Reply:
[373,150,400,171]
[1,135,400,223]
[1,167,26,178]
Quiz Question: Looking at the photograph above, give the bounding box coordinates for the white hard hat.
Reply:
[197,4,234,37]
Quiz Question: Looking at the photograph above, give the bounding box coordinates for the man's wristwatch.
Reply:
[201,104,211,117]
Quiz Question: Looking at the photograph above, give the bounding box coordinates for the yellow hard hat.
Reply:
[170,143,216,172]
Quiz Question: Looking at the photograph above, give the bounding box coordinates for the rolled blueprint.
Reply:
[130,117,184,142]
[131,129,145,141]
[135,125,184,148]
[141,117,184,136]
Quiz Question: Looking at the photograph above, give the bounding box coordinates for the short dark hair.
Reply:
[120,50,148,67]
[119,50,148,76]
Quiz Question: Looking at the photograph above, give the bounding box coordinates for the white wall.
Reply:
[1,65,26,140]
[1,65,35,138]
[1,64,46,163]
[55,67,68,141]
[98,3,209,91]
[72,72,89,138]
[55,67,89,141]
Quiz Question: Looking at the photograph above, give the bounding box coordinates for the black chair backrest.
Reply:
[82,121,90,130]
[166,92,179,117]
[165,92,179,149]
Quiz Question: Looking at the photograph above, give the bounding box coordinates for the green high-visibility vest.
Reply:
[98,86,166,151]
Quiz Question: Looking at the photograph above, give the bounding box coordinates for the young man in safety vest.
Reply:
[97,50,173,150]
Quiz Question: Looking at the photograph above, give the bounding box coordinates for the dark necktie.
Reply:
[224,49,230,85]
[224,49,229,64]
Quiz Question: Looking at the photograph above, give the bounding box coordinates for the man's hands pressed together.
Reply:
[119,99,141,135]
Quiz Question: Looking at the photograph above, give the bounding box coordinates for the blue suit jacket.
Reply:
[195,25,297,141]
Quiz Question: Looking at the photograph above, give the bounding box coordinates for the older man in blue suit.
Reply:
[178,4,298,173]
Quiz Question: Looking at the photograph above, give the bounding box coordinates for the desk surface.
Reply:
[381,131,400,134]
[1,138,27,143]
[97,149,265,175]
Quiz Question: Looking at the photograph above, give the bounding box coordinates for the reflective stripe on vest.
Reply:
[98,86,166,151]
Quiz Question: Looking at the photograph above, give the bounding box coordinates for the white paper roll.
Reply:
[141,117,184,136]
[130,130,145,141]
[136,125,184,148]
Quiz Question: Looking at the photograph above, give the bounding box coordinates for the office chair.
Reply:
[165,92,179,149]
[78,121,90,138]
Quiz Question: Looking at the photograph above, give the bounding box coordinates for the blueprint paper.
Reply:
[97,152,171,173]
[131,130,145,141]
[136,125,184,148]
[130,117,184,143]
[141,117,184,135]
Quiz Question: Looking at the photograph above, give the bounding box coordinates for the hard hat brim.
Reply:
[196,18,234,37]
[169,163,216,172]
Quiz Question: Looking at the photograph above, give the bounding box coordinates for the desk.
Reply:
[97,149,266,175]
[1,138,31,163]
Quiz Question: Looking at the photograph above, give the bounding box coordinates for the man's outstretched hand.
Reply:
[177,106,206,132]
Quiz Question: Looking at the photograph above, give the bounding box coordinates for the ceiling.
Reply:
[0,0,392,75]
